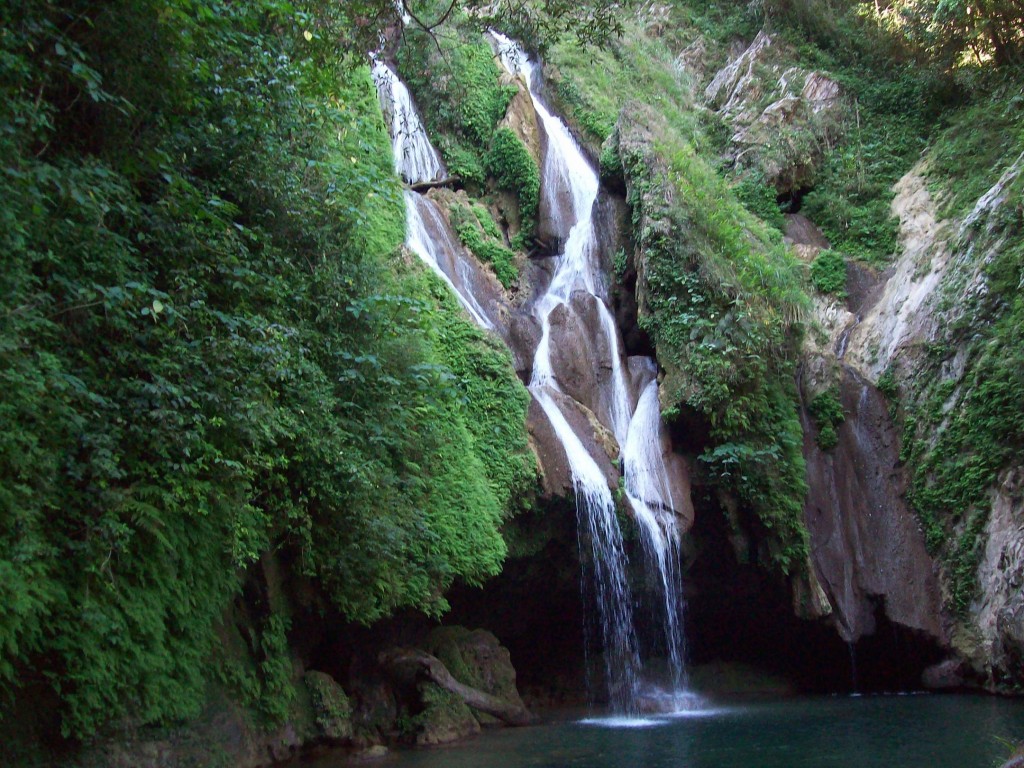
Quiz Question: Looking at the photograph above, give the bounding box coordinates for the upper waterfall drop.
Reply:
[372,58,446,186]
[373,57,500,331]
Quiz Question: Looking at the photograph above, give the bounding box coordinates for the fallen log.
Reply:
[408,176,461,193]
[379,647,533,726]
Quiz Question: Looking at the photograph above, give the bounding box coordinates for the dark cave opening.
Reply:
[778,186,811,215]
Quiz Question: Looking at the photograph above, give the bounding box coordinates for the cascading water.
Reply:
[492,33,689,710]
[372,58,445,185]
[373,60,497,330]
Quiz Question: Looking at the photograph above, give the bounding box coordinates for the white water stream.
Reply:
[492,33,689,708]
[374,60,495,330]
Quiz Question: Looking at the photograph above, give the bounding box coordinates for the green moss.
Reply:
[485,128,540,234]
[450,202,519,289]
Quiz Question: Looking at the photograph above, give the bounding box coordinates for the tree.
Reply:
[874,0,1024,67]
[339,0,632,55]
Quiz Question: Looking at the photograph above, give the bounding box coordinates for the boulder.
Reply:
[379,627,531,746]
[527,392,619,497]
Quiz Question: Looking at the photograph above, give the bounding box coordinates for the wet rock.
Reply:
[413,684,481,746]
[527,393,619,497]
[504,310,541,378]
[381,627,530,746]
[547,292,625,430]
[500,85,542,166]
[349,679,397,749]
[424,626,530,724]
[352,744,389,761]
[407,191,507,328]
[801,366,946,643]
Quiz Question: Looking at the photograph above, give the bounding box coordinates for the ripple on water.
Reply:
[576,716,666,729]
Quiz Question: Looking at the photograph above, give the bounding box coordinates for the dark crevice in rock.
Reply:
[443,500,588,708]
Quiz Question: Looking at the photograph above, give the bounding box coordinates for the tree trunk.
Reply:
[379,647,533,726]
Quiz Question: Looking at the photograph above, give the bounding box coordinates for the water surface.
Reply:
[313,694,1024,768]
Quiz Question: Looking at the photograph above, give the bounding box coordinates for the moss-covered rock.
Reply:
[412,683,481,746]
[304,671,353,742]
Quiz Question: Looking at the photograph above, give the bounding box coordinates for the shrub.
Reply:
[485,128,540,231]
[810,249,848,297]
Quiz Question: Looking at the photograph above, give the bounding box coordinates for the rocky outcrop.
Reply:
[701,30,845,193]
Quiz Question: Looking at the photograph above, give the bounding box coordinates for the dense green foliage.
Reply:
[809,249,848,297]
[867,0,1024,68]
[926,88,1024,218]
[485,128,541,237]
[337,0,632,58]
[0,0,533,738]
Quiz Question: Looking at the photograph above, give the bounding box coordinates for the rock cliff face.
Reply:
[699,31,844,194]
[800,365,946,644]
[799,156,1024,684]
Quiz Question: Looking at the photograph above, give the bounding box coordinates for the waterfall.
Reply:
[375,35,690,712]
[492,33,689,710]
[373,59,496,331]
[372,59,445,185]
